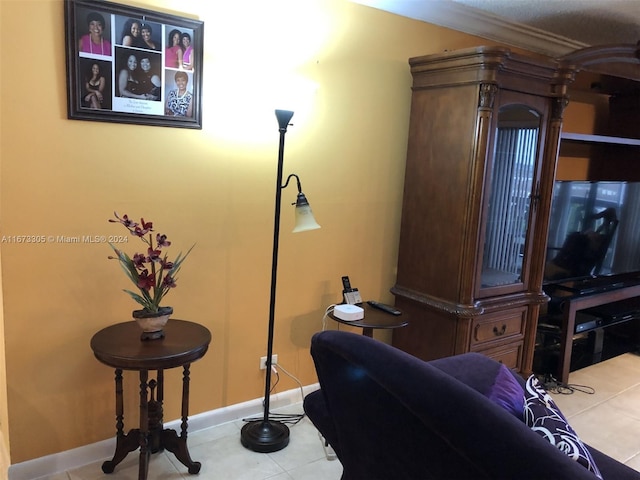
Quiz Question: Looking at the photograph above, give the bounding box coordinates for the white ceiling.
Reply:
[351,0,640,56]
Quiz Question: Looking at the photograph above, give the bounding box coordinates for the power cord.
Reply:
[244,303,343,433]
[539,373,595,395]
[242,361,306,426]
[322,304,337,331]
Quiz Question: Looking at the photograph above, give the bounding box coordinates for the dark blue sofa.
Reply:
[303,330,640,480]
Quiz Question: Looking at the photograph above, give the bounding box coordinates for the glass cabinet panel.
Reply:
[481,105,541,289]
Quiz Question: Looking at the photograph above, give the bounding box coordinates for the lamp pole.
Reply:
[240,109,295,453]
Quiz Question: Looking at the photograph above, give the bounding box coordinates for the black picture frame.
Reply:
[65,0,203,129]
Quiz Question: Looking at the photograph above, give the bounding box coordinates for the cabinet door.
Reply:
[478,93,548,298]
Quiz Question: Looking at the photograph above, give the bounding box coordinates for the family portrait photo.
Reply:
[65,0,203,128]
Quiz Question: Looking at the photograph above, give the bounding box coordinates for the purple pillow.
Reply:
[524,375,602,479]
[485,363,525,420]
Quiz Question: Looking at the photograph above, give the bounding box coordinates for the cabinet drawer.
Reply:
[470,308,526,347]
[473,341,523,371]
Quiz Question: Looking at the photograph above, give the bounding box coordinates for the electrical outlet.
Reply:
[259,354,278,370]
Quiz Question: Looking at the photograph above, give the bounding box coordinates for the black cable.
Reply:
[270,369,280,393]
[539,374,595,395]
[241,412,305,426]
[242,364,306,426]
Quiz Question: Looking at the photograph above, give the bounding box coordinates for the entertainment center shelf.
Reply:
[561,132,640,147]
[559,51,640,179]
[559,128,640,181]
[544,278,640,384]
[546,66,640,378]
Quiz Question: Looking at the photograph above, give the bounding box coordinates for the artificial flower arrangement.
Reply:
[108,212,193,314]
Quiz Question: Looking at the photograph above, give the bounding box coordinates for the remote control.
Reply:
[367,300,402,316]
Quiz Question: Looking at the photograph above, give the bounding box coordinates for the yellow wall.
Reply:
[0,231,7,470]
[0,0,488,464]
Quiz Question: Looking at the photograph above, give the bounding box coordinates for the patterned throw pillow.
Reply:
[524,375,602,479]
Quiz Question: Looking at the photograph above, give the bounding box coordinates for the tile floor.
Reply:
[40,412,342,480]
[549,351,640,472]
[38,352,640,479]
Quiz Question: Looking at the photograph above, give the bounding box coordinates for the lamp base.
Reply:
[240,419,290,453]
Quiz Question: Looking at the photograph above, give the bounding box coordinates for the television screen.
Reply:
[544,181,640,285]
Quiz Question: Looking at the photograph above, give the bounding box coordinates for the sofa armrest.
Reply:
[303,390,342,458]
[308,330,612,480]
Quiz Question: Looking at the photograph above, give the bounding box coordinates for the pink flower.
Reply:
[109,212,193,312]
[161,258,174,270]
[156,234,171,248]
[109,212,138,229]
[147,247,162,262]
[137,270,155,291]
[132,253,146,268]
[134,218,153,237]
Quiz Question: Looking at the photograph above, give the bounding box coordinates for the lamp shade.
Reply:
[292,193,321,233]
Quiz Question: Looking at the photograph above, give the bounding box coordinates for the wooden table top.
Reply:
[90,319,211,370]
[329,303,408,330]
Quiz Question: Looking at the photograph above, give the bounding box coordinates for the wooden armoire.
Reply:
[392,44,640,375]
[390,46,567,375]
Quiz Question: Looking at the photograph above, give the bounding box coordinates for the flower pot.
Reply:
[132,306,173,340]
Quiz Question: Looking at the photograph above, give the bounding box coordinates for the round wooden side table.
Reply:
[90,319,211,480]
[329,302,409,337]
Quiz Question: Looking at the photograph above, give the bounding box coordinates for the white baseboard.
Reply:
[8,384,320,480]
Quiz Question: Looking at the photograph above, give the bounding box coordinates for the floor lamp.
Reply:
[240,109,321,453]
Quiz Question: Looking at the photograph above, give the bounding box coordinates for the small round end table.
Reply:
[329,302,409,337]
[90,319,211,480]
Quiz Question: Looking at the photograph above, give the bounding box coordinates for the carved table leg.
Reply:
[102,369,139,474]
[138,369,150,480]
[162,363,201,474]
[148,376,164,454]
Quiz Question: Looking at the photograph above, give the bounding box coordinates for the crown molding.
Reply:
[352,0,588,57]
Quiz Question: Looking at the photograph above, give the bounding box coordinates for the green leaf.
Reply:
[122,289,153,310]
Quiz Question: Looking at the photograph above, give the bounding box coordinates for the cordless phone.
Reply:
[341,276,363,305]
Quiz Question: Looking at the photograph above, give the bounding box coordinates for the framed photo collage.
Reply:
[65,0,204,128]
